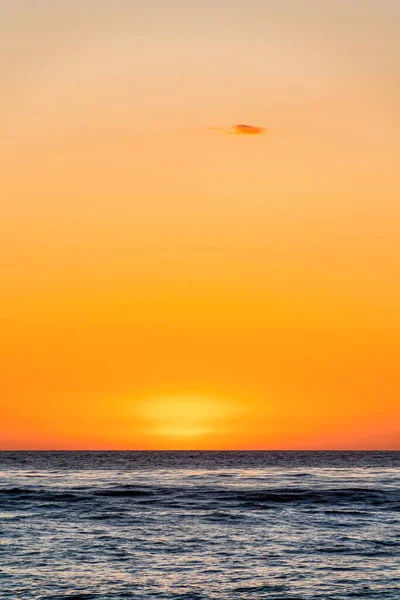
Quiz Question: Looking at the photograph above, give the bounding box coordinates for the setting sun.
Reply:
[135,395,238,445]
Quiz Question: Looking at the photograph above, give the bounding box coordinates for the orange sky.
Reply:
[1,0,399,449]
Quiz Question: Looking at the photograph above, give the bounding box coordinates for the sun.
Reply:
[136,394,233,441]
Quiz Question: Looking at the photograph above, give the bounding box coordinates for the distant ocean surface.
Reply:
[0,451,399,599]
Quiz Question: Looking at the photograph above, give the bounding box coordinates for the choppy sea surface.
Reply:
[0,451,399,599]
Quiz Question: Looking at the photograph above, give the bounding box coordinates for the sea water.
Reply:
[0,451,399,599]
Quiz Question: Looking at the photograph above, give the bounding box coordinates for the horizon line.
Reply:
[1,448,399,453]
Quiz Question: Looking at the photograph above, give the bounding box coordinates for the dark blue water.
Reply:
[0,451,399,599]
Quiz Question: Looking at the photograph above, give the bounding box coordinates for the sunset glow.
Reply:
[138,395,233,439]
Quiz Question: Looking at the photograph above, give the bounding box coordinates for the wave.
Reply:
[94,487,155,498]
[212,487,400,507]
[0,487,82,502]
[1,484,399,511]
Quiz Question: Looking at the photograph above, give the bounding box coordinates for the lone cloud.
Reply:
[212,124,266,136]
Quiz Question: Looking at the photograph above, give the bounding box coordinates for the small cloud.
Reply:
[232,124,266,135]
[211,124,266,136]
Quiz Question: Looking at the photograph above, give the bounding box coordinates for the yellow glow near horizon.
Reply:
[136,395,236,441]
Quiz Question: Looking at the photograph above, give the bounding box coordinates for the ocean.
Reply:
[0,451,399,599]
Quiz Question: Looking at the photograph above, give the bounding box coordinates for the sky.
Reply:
[1,0,399,450]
